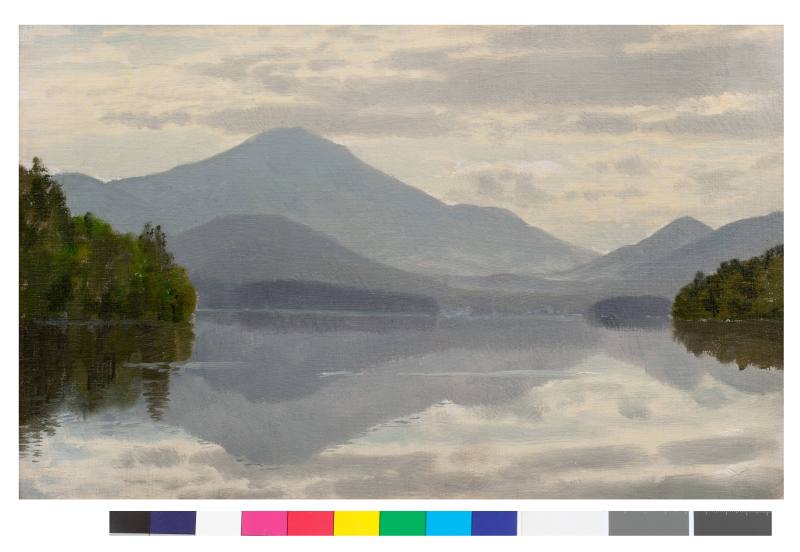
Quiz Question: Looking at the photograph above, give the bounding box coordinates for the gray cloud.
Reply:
[462,169,554,205]
[488,25,658,52]
[658,436,777,465]
[477,173,505,199]
[338,35,782,110]
[614,155,650,176]
[100,109,191,130]
[616,186,645,199]
[685,168,743,195]
[618,397,651,419]
[378,48,453,70]
[514,181,551,205]
[572,186,645,202]
[752,152,783,170]
[582,189,607,201]
[191,54,263,81]
[575,113,638,134]
[588,161,609,173]
[644,107,783,138]
[307,58,347,71]
[500,445,650,475]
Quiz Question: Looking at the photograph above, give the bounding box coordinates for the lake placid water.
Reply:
[19,311,783,499]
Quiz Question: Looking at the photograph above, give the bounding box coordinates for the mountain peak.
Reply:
[655,215,712,235]
[244,126,327,145]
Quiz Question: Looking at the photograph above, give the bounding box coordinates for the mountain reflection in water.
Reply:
[18,311,782,499]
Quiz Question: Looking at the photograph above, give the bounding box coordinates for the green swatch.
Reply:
[379,511,426,536]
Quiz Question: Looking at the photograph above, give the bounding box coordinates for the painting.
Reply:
[19,26,783,499]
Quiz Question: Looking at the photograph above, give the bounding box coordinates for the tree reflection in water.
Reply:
[19,322,194,455]
[672,320,782,371]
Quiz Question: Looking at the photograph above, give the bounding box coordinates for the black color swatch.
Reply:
[109,511,151,534]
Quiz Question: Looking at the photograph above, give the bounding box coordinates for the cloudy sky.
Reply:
[19,26,783,252]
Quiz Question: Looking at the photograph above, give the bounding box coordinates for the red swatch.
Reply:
[287,511,334,536]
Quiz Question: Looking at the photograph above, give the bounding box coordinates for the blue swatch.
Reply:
[425,511,472,536]
[150,511,197,535]
[471,511,517,536]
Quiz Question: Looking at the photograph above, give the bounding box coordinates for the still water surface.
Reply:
[19,311,783,498]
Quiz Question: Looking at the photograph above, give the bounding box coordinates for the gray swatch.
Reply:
[609,511,689,536]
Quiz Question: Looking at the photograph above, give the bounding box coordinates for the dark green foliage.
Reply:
[19,159,196,322]
[672,245,783,320]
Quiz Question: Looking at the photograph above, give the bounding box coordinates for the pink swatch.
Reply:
[241,511,288,536]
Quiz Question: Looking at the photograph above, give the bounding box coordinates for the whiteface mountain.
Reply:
[56,127,596,277]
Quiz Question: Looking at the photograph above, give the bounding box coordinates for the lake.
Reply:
[19,311,783,499]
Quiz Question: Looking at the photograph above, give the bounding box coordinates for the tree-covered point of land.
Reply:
[20,158,196,322]
[672,245,783,321]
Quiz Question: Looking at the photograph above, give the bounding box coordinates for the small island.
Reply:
[20,158,196,322]
[672,245,783,321]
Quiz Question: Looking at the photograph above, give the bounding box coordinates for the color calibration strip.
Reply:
[110,511,771,536]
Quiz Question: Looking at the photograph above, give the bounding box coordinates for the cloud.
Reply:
[487,26,658,52]
[378,48,453,70]
[190,54,264,81]
[614,155,651,176]
[684,168,743,195]
[476,173,505,199]
[307,58,347,71]
[340,35,782,111]
[658,436,777,465]
[644,107,783,138]
[575,113,638,134]
[752,152,783,170]
[500,444,651,476]
[100,110,191,130]
[571,186,645,202]
[454,167,556,205]
[616,186,645,199]
[514,181,551,205]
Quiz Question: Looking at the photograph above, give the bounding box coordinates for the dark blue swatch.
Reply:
[150,511,196,535]
[471,511,517,536]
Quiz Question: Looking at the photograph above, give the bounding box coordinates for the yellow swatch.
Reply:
[333,511,380,536]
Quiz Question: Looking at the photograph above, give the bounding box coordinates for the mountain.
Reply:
[435,212,783,301]
[562,216,713,280]
[622,211,783,293]
[55,173,153,231]
[169,214,448,306]
[57,127,596,276]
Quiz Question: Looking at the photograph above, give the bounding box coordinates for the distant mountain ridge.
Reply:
[622,211,784,290]
[56,127,596,277]
[562,216,713,280]
[443,212,783,300]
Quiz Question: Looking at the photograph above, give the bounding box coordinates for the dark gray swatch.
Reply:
[694,511,771,536]
[609,511,689,536]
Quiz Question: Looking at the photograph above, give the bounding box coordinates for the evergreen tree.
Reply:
[672,245,783,320]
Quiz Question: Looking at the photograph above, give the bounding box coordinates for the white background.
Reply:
[1,1,795,550]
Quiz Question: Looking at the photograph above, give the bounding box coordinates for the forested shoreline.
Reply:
[20,158,196,322]
[672,245,783,321]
